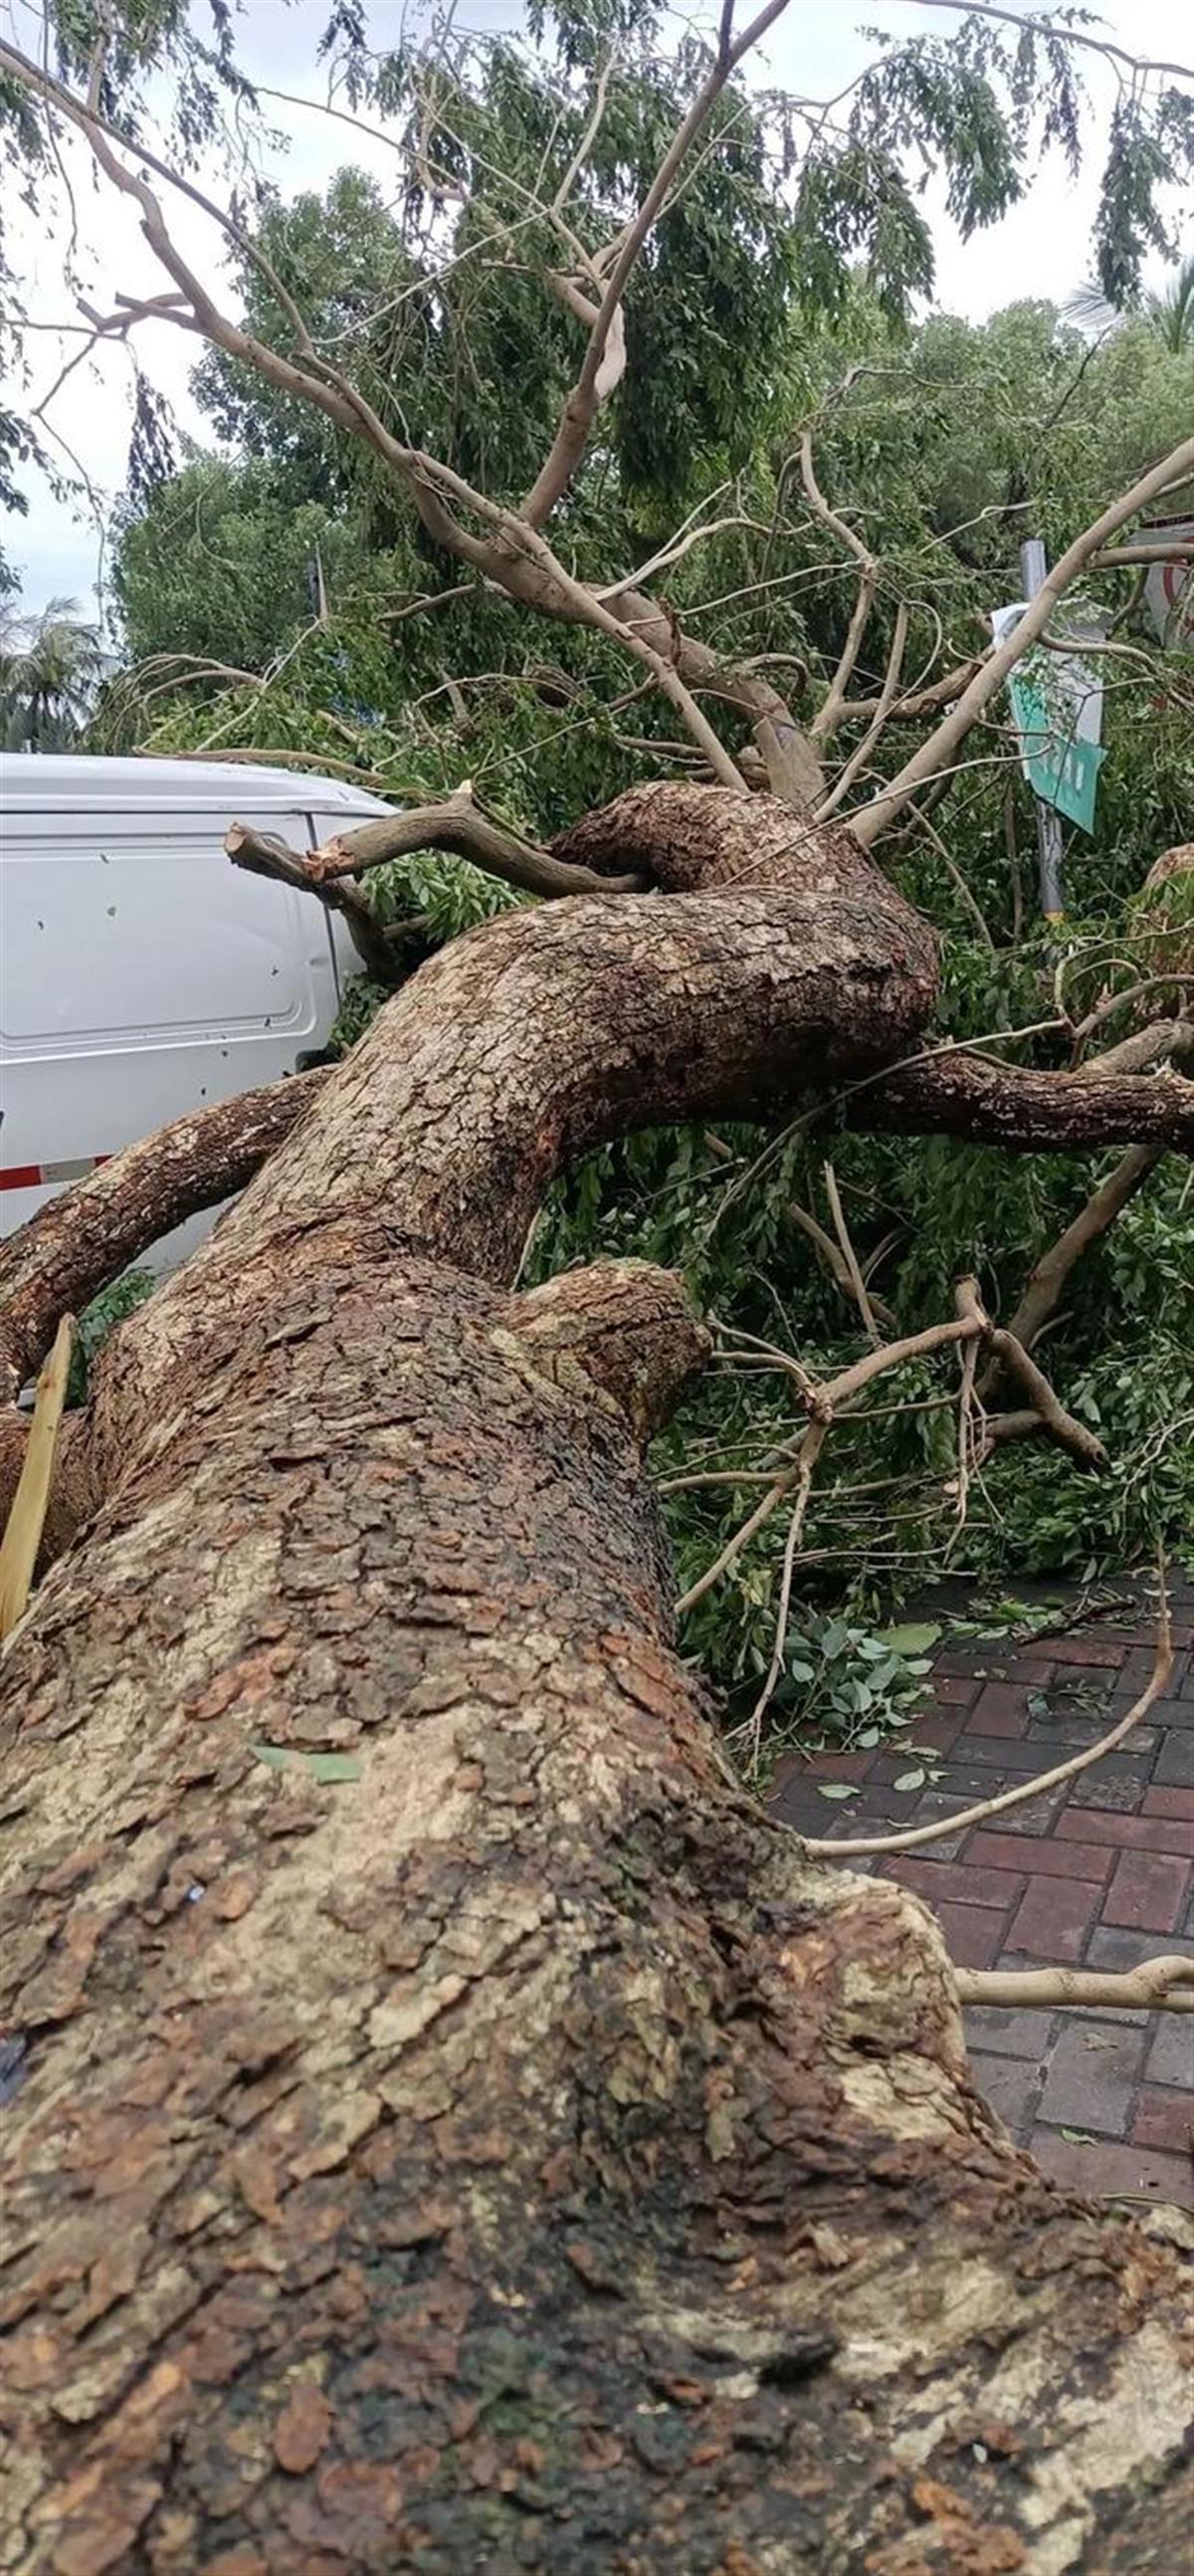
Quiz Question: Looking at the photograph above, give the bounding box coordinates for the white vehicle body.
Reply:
[0,753,394,1272]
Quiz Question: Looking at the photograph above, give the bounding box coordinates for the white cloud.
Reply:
[2,0,1189,616]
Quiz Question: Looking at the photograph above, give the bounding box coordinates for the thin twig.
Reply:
[731,1422,829,1764]
[800,1586,1172,1857]
[822,1163,882,1347]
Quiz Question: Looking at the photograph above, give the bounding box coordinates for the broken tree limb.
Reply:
[956,1958,1194,2014]
[980,1145,1163,1402]
[0,1404,99,1578]
[0,1068,329,1403]
[306,783,648,898]
[225,821,403,980]
[508,1257,710,1448]
[0,1317,74,1639]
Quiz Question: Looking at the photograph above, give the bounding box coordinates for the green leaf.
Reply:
[1060,2128,1099,2146]
[892,1767,926,1793]
[879,1622,942,1655]
[817,1782,860,1802]
[251,1743,362,1784]
[1028,1692,1051,1720]
[856,1726,882,1748]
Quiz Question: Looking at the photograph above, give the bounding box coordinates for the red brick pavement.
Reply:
[770,1576,1194,2204]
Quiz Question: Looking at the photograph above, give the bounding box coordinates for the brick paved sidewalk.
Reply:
[771,1575,1194,2204]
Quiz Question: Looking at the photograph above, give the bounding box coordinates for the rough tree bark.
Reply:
[2,786,1190,2574]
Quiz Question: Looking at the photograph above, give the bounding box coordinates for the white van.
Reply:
[0,752,395,1266]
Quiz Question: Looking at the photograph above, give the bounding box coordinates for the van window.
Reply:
[1,835,315,1048]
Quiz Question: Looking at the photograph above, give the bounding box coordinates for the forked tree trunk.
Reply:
[1,788,1189,2574]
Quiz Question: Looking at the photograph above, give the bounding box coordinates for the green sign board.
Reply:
[1008,670,1106,833]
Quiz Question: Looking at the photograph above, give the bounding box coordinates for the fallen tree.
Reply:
[5,5,1194,2561]
[2,780,1192,2573]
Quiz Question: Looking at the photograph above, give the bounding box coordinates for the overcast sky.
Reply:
[2,0,1190,617]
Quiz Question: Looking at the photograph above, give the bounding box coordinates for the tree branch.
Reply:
[0,1073,329,1403]
[836,653,987,727]
[853,433,1194,844]
[992,1145,1163,1369]
[225,824,405,982]
[957,1960,1194,2014]
[4,33,828,805]
[816,599,909,815]
[521,0,794,529]
[844,1049,1194,1153]
[900,0,1193,81]
[675,1273,1098,1627]
[303,785,648,899]
[800,431,880,743]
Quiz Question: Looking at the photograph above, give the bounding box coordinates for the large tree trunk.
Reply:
[2,787,1189,2574]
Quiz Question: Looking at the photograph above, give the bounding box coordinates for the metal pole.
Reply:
[1019,537,1065,923]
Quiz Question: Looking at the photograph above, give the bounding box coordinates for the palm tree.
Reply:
[1063,250,1194,352]
[1143,253,1194,354]
[0,595,107,751]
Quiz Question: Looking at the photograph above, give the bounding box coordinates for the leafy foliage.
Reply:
[68,1266,156,1405]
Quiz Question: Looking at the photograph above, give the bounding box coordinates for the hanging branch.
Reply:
[800,430,881,743]
[520,0,795,531]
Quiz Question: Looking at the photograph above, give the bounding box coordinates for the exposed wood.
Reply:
[957,1958,1194,2013]
[306,783,647,898]
[0,1317,73,1638]
[225,821,402,981]
[0,1405,99,1576]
